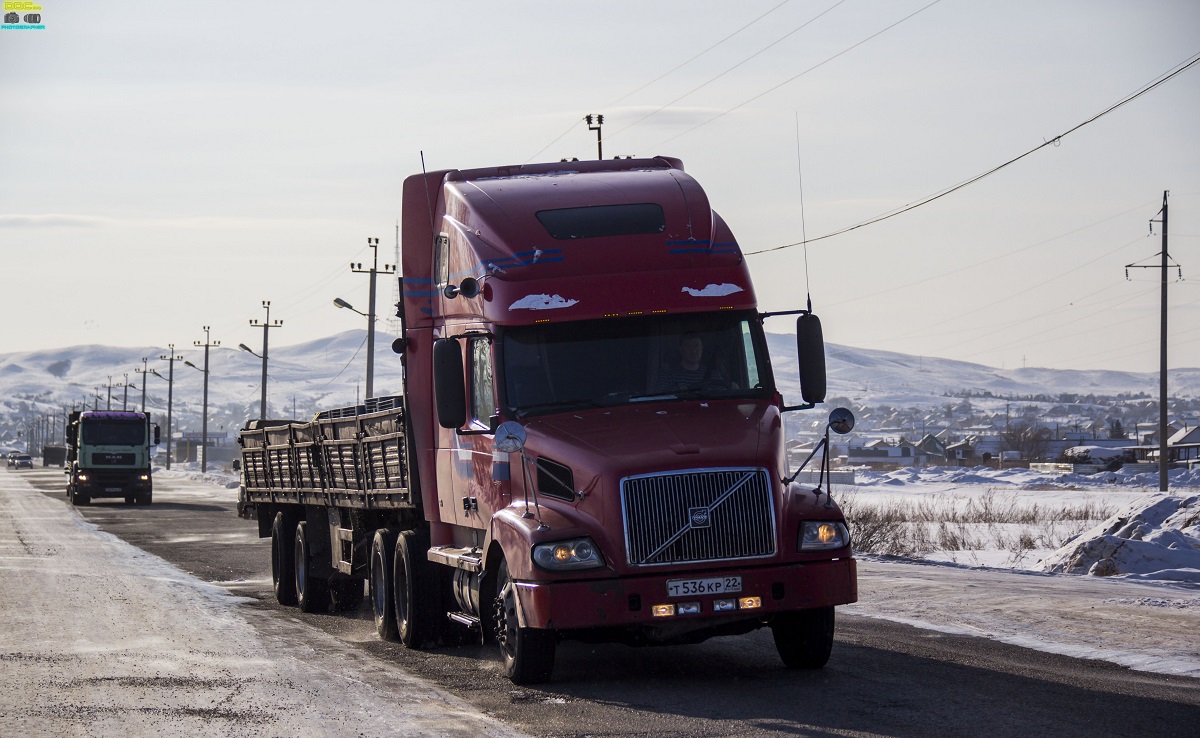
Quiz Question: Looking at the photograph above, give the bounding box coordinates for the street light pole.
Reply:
[159,345,183,470]
[341,237,394,401]
[246,300,282,420]
[193,326,219,473]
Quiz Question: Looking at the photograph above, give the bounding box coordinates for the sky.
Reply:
[2,0,1198,374]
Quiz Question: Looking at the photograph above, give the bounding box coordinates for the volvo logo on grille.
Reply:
[689,507,711,528]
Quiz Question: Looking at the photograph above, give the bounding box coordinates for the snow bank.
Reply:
[1041,495,1200,583]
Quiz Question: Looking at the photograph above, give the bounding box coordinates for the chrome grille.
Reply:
[621,468,776,566]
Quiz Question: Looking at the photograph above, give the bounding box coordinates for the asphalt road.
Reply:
[16,468,1200,737]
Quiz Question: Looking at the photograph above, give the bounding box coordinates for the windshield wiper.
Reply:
[514,398,604,418]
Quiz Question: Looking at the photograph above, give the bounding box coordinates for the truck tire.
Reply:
[493,557,556,684]
[271,511,299,606]
[771,606,835,669]
[330,577,365,612]
[370,528,399,640]
[295,521,330,613]
[392,530,440,648]
[70,485,90,506]
[137,491,152,506]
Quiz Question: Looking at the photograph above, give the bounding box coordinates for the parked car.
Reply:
[13,454,33,469]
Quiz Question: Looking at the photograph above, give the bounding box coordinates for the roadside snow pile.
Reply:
[1041,495,1200,585]
[154,464,240,489]
[854,464,1200,489]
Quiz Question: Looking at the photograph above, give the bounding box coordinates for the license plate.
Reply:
[666,576,742,598]
[105,487,122,492]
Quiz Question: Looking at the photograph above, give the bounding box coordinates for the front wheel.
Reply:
[771,606,835,669]
[493,557,556,684]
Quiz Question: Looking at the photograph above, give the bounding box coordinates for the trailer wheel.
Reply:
[493,557,556,684]
[295,521,330,613]
[370,528,399,640]
[393,530,440,648]
[271,511,299,606]
[771,606,835,669]
[330,577,365,612]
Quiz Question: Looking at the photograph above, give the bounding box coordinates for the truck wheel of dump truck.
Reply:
[294,521,330,613]
[771,606,835,669]
[138,491,152,506]
[330,577,365,612]
[271,511,299,606]
[370,528,399,640]
[393,530,440,648]
[493,557,556,684]
[70,486,90,506]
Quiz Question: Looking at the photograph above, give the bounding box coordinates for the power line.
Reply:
[747,50,1200,256]
[655,0,944,149]
[609,0,848,140]
[606,0,796,108]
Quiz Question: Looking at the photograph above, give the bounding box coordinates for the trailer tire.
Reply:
[295,521,330,613]
[370,528,399,640]
[271,511,299,606]
[330,577,365,612]
[494,557,555,684]
[393,530,439,648]
[771,606,835,669]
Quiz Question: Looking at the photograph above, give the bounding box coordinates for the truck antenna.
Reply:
[795,112,812,313]
[420,151,436,235]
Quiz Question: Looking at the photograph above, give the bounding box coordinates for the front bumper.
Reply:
[76,473,152,497]
[514,557,857,631]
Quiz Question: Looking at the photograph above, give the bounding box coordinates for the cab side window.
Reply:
[469,337,495,426]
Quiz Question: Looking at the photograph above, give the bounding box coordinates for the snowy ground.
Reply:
[839,464,1200,678]
[0,468,528,737]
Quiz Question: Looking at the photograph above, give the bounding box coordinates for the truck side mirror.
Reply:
[433,338,467,429]
[154,425,161,446]
[796,313,827,405]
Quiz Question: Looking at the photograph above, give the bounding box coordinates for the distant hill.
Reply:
[1,331,1195,441]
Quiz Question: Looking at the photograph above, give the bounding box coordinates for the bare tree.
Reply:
[1002,421,1054,461]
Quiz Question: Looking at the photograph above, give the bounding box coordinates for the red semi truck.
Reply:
[238,156,857,683]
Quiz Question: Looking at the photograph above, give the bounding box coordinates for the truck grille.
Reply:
[621,468,776,566]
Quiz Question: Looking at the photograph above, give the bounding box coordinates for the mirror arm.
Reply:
[781,402,816,413]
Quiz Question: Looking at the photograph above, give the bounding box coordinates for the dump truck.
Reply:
[66,410,158,505]
[237,156,857,683]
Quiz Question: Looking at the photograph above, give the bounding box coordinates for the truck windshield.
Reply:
[81,420,145,446]
[501,312,771,417]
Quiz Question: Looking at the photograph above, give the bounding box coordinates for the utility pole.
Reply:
[106,375,113,410]
[342,237,394,400]
[160,345,183,470]
[193,326,219,473]
[1127,191,1177,492]
[586,114,604,159]
[121,372,130,411]
[139,357,148,411]
[245,300,282,420]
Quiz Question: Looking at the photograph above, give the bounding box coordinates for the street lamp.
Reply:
[245,300,282,421]
[337,237,395,401]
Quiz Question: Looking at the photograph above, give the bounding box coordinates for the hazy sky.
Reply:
[2,0,1198,375]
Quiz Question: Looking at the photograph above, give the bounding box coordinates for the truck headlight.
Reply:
[77,473,89,482]
[798,521,849,551]
[532,537,605,571]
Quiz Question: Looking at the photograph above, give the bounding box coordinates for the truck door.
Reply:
[436,334,498,529]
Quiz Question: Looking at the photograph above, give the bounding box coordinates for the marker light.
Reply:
[713,599,737,612]
[738,596,762,610]
[652,604,675,617]
[677,601,701,615]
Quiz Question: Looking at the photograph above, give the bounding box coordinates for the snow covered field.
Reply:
[838,464,1200,677]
